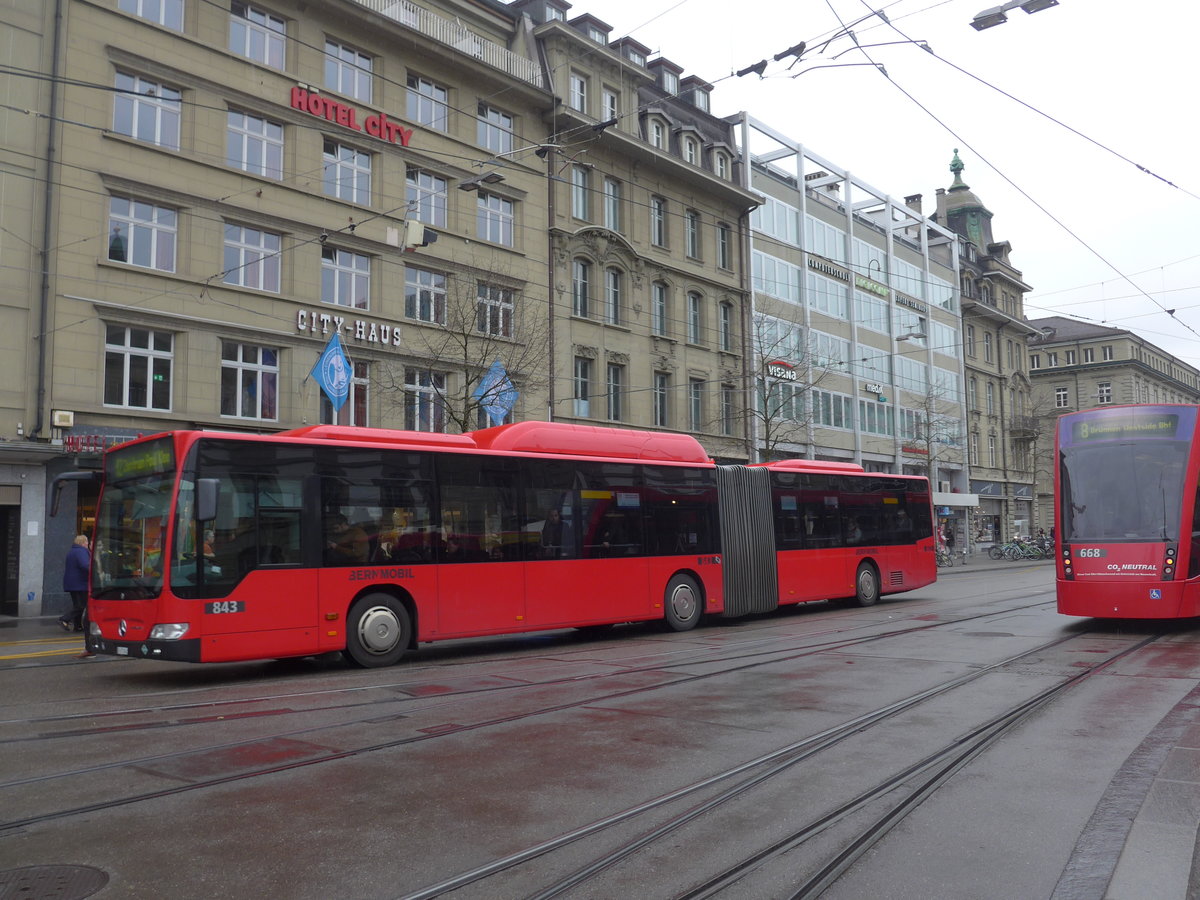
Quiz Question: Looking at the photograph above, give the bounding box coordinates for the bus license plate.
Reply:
[207,601,245,614]
[116,646,128,655]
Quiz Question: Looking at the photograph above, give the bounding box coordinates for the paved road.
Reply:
[2,562,1199,899]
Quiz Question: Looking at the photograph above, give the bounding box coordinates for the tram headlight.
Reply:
[149,623,190,640]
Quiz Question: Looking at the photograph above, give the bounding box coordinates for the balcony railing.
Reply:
[351,0,545,88]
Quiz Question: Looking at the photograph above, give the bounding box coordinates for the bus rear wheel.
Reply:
[345,593,411,668]
[850,562,880,608]
[664,574,702,632]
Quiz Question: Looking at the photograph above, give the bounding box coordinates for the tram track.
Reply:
[0,596,1060,835]
[395,626,1150,900]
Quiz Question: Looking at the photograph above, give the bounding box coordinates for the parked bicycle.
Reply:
[936,546,956,568]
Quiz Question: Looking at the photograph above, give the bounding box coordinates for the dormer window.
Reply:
[628,49,645,66]
[714,152,729,179]
[587,25,606,43]
[649,119,665,149]
[683,137,698,165]
[662,71,678,94]
[546,7,564,20]
[692,90,709,111]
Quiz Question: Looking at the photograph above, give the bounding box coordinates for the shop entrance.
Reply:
[1,504,18,616]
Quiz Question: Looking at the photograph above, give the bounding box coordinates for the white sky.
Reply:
[592,0,1200,365]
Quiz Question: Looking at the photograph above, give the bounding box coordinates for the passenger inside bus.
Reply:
[325,513,369,565]
[540,508,565,558]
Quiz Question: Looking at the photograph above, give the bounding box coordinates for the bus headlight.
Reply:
[149,623,190,640]
[89,621,101,636]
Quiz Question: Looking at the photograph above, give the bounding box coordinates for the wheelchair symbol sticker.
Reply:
[1150,589,1162,600]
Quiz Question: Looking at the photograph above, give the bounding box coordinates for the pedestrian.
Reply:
[60,534,91,633]
[943,522,956,553]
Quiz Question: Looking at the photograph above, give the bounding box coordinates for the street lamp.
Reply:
[971,0,1059,30]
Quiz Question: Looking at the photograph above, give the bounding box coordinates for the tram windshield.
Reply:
[1059,439,1189,543]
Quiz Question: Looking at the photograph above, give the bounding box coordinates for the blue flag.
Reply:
[312,333,352,413]
[473,360,518,426]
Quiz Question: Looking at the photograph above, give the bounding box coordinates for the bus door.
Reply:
[434,455,525,636]
[174,468,315,652]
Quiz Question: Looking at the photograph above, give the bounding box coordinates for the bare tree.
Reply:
[899,375,967,487]
[741,312,841,461]
[374,255,551,433]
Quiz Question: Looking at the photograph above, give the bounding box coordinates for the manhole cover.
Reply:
[0,866,108,899]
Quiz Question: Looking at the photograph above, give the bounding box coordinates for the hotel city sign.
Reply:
[289,87,414,146]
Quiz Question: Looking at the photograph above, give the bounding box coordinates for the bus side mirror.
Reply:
[195,479,220,522]
[48,471,100,517]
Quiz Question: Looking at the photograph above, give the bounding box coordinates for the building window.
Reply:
[969,431,979,465]
[1102,345,1114,361]
[721,384,735,435]
[323,141,371,205]
[606,363,623,421]
[320,361,369,426]
[108,197,176,271]
[113,72,180,149]
[104,325,172,410]
[407,75,448,131]
[572,259,591,318]
[662,71,678,94]
[1083,348,1094,363]
[719,302,733,352]
[477,103,514,154]
[653,373,669,428]
[650,196,667,247]
[221,341,278,420]
[477,283,513,337]
[226,110,283,179]
[715,152,729,180]
[986,382,995,415]
[602,89,618,121]
[683,137,698,165]
[652,282,668,336]
[321,246,369,309]
[229,2,285,70]
[965,324,976,358]
[574,357,591,417]
[223,223,280,292]
[717,223,731,269]
[405,267,446,324]
[687,292,702,344]
[1055,386,1069,408]
[405,369,446,432]
[119,0,183,29]
[649,119,665,149]
[571,165,590,220]
[1030,354,1040,369]
[988,433,996,467]
[603,178,621,232]
[325,39,372,102]
[406,168,447,227]
[983,332,993,363]
[1098,381,1112,404]
[604,268,621,325]
[477,192,514,246]
[685,210,700,258]
[569,72,587,112]
[689,378,704,432]
[1047,352,1059,366]
[969,376,978,410]
[1065,349,1076,365]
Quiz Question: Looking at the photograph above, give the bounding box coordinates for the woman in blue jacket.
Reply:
[59,535,91,633]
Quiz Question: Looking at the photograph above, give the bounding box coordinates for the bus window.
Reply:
[643,466,717,556]
[437,455,520,563]
[579,462,642,559]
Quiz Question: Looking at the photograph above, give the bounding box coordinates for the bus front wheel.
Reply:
[850,562,880,608]
[345,593,411,668]
[664,574,702,632]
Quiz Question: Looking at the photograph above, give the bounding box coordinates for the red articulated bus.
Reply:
[70,421,936,667]
[1056,403,1200,618]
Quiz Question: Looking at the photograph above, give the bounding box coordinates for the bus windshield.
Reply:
[94,438,176,599]
[1059,440,1190,542]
